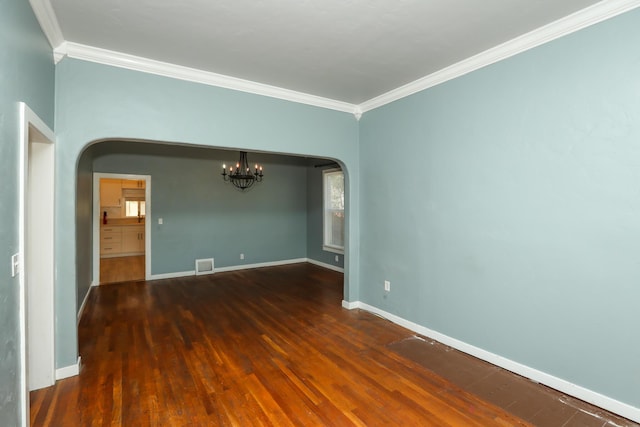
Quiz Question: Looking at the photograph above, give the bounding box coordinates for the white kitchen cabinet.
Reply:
[101,179,122,206]
[101,225,145,257]
[121,225,145,254]
[100,226,122,256]
[122,179,145,189]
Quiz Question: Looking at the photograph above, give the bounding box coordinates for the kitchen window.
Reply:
[125,200,146,218]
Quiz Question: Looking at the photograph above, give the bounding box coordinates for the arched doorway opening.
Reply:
[75,139,350,317]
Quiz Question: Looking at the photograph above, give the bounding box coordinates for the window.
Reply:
[323,169,344,253]
[125,200,146,217]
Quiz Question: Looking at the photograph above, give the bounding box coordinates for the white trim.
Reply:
[77,284,93,325]
[214,258,308,273]
[144,180,151,279]
[149,270,196,280]
[55,357,81,380]
[195,258,215,276]
[41,1,640,116]
[359,0,640,113]
[307,258,344,273]
[341,300,359,310]
[322,245,344,255]
[54,41,359,116]
[18,103,55,425]
[92,173,152,287]
[147,258,320,280]
[345,301,640,423]
[28,0,64,51]
[322,168,345,253]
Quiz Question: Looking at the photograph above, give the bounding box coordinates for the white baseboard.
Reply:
[341,300,359,310]
[55,356,81,380]
[148,258,311,279]
[215,258,307,273]
[146,258,343,283]
[77,285,93,325]
[307,258,344,273]
[149,270,195,280]
[344,301,640,423]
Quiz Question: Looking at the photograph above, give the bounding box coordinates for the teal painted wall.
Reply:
[359,9,640,407]
[28,1,640,416]
[306,165,345,269]
[54,58,360,368]
[0,1,55,424]
[91,142,309,274]
[75,147,94,312]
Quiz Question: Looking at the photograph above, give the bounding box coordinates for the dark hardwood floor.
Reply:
[30,263,635,426]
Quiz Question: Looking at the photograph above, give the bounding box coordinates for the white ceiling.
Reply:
[41,0,626,107]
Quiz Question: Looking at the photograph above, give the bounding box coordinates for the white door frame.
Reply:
[92,172,152,286]
[18,102,55,426]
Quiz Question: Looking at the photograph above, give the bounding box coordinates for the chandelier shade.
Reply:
[221,151,264,190]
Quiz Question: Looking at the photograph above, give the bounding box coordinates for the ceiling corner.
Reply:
[357,0,640,114]
[53,40,68,64]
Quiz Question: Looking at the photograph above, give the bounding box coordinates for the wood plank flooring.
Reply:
[389,337,637,427]
[31,263,530,426]
[100,255,145,284]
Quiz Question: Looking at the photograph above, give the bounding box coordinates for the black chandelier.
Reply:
[221,151,264,190]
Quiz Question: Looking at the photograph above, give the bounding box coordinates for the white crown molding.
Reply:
[359,0,640,113]
[54,41,359,116]
[29,0,64,50]
[36,1,640,116]
[346,301,640,423]
[44,0,639,117]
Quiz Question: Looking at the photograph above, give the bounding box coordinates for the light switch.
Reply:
[11,254,19,277]
[158,218,163,225]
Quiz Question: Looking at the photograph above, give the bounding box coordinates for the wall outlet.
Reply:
[240,253,245,260]
[335,255,339,262]
[384,280,390,292]
[158,218,163,225]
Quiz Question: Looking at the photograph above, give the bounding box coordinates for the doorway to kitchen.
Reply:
[92,173,151,285]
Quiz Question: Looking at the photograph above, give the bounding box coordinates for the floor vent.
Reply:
[195,258,214,275]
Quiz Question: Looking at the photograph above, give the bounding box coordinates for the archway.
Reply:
[75,140,350,318]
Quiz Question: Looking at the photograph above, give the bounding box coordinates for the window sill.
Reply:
[323,245,344,255]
